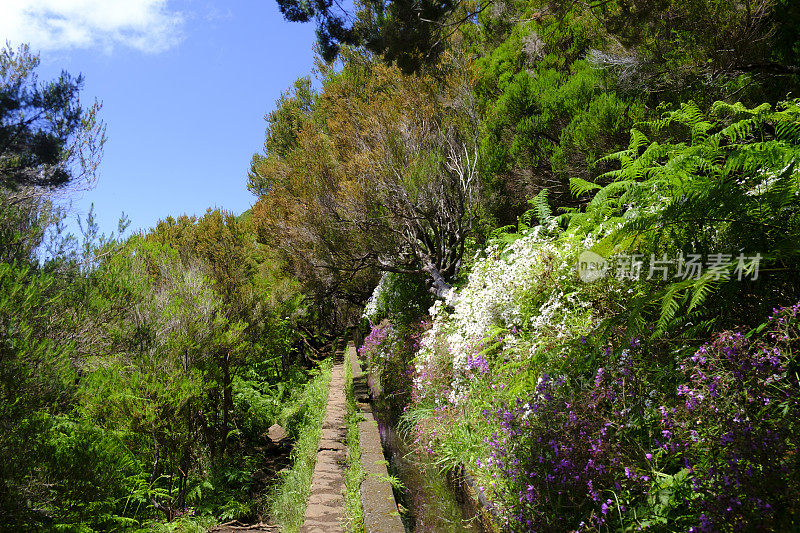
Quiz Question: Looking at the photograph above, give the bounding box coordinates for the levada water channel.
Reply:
[361,371,492,533]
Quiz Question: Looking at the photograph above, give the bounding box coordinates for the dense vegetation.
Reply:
[0,45,336,531]
[270,0,800,530]
[3,0,800,530]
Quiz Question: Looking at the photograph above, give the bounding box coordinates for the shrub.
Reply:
[658,304,800,531]
[483,342,658,531]
[359,321,423,418]
[363,272,433,327]
[482,303,800,531]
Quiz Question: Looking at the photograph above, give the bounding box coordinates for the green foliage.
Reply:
[251,51,480,311]
[274,0,462,72]
[0,43,103,265]
[35,415,144,527]
[0,262,80,525]
[0,43,104,190]
[363,272,433,327]
[475,7,642,224]
[232,375,282,442]
[248,77,316,197]
[0,198,315,529]
[591,0,800,104]
[267,360,332,532]
[568,98,800,338]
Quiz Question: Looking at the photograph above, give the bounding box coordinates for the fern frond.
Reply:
[673,101,708,131]
[653,279,692,338]
[775,119,800,144]
[528,188,553,225]
[687,273,721,313]
[570,178,601,197]
[489,224,518,241]
[628,128,650,153]
[719,117,760,143]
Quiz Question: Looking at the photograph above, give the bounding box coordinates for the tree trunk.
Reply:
[422,257,454,300]
[175,443,191,510]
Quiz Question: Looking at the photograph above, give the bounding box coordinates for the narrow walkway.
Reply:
[301,345,347,533]
[351,346,405,533]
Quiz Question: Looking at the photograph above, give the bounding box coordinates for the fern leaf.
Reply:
[570,178,601,197]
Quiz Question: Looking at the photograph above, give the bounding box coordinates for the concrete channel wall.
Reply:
[349,343,405,533]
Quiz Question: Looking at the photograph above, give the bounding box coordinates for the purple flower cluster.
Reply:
[483,366,652,531]
[467,353,490,375]
[479,302,800,531]
[658,312,800,531]
[359,323,389,366]
[363,320,429,415]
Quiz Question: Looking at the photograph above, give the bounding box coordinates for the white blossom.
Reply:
[414,227,602,405]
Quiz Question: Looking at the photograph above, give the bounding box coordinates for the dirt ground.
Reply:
[207,520,280,532]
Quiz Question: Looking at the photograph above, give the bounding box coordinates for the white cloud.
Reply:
[0,0,185,54]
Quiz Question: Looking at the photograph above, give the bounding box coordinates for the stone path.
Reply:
[210,339,404,533]
[298,340,404,533]
[300,345,348,533]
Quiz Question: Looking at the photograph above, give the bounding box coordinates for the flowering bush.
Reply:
[369,209,800,532]
[658,304,800,531]
[482,340,661,531]
[413,227,612,407]
[480,304,800,531]
[359,322,391,368]
[360,320,426,418]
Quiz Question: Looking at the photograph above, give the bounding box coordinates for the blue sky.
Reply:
[1,0,319,236]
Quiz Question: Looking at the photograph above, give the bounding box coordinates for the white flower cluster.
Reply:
[415,227,598,404]
[362,273,390,321]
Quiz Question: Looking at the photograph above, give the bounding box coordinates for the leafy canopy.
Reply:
[0,43,104,190]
